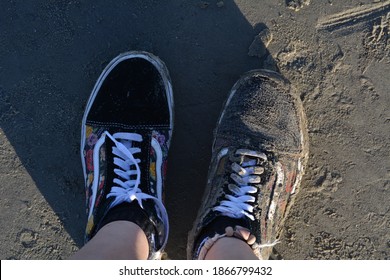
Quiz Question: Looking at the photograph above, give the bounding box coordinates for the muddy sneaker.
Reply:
[187,69,308,260]
[81,51,173,259]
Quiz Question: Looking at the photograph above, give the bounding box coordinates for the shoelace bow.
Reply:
[104,131,169,245]
[213,149,267,221]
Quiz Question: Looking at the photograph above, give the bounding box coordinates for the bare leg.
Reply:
[70,221,149,260]
[204,237,258,260]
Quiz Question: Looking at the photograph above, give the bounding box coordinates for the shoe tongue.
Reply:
[104,133,166,251]
[240,155,258,167]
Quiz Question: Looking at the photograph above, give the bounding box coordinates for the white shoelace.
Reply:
[213,149,267,221]
[90,131,169,249]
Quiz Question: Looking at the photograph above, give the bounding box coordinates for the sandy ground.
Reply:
[0,0,389,260]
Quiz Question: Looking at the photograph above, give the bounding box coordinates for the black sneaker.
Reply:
[81,51,173,259]
[187,70,308,260]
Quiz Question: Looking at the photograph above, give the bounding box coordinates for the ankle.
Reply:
[204,236,258,260]
[72,220,149,260]
[193,216,257,260]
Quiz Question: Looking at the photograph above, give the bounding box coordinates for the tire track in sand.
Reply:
[316,1,390,32]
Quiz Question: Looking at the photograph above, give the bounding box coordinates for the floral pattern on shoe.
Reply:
[83,125,105,217]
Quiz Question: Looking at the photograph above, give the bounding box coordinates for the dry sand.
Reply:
[0,0,389,259]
